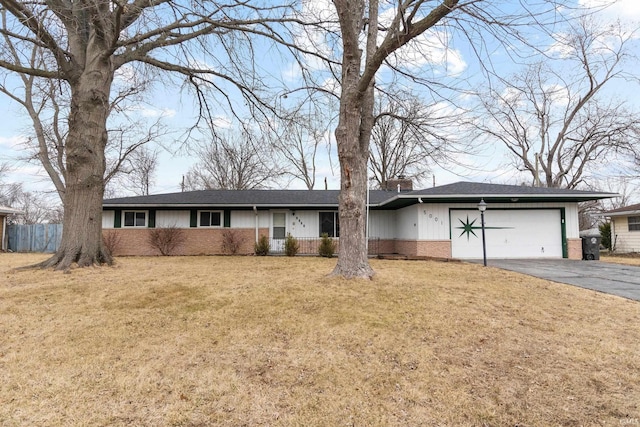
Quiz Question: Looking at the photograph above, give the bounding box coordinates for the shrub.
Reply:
[284,233,299,257]
[147,226,186,256]
[599,222,612,250]
[221,229,243,255]
[102,230,121,255]
[254,235,270,256]
[318,233,336,258]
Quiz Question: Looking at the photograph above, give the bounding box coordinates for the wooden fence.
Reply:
[7,224,63,253]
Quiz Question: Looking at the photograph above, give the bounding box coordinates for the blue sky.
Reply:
[0,0,638,202]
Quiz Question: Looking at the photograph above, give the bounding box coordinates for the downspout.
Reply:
[253,206,258,243]
[1,215,6,251]
[366,179,370,254]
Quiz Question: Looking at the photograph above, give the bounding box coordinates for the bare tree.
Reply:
[370,93,464,188]
[0,0,297,270]
[0,163,21,207]
[118,146,159,196]
[0,42,164,202]
[0,167,60,224]
[473,18,640,189]
[184,127,282,190]
[313,0,571,278]
[268,100,335,190]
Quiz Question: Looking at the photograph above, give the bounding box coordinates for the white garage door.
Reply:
[450,209,563,259]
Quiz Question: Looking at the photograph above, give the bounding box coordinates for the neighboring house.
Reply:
[602,203,640,253]
[102,181,616,259]
[0,205,22,251]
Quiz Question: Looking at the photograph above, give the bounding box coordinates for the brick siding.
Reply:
[103,228,268,256]
[567,238,582,260]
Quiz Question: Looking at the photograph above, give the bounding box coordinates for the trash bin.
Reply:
[581,235,601,260]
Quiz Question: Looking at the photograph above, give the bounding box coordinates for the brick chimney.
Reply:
[382,175,413,192]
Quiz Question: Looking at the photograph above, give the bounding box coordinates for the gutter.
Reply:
[394,192,619,200]
[102,203,343,209]
[599,209,640,217]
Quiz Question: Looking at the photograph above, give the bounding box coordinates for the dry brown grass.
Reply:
[601,254,640,266]
[1,254,639,426]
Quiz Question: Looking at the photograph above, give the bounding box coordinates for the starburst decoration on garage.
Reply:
[455,214,514,240]
[456,215,482,240]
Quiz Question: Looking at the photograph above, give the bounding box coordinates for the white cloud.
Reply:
[210,115,233,129]
[291,1,468,78]
[282,62,302,82]
[392,31,467,75]
[0,135,26,149]
[114,64,137,82]
[136,107,176,118]
[579,0,640,20]
[187,59,217,72]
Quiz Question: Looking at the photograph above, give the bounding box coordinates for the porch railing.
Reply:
[269,237,381,256]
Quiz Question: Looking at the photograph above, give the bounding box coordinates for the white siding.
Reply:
[102,210,114,229]
[416,202,579,241]
[258,211,270,228]
[419,203,450,240]
[396,205,419,240]
[563,204,579,239]
[289,211,320,238]
[231,210,257,228]
[232,210,270,228]
[612,217,640,253]
[368,211,396,239]
[100,201,582,245]
[156,210,190,228]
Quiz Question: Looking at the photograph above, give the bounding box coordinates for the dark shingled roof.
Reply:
[104,189,372,207]
[103,181,616,209]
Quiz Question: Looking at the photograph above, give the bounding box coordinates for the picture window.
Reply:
[199,211,222,227]
[319,212,339,237]
[123,211,147,227]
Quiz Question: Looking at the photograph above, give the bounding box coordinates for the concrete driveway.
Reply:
[471,259,640,302]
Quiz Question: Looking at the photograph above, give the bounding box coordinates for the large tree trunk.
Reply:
[331,109,374,279]
[330,0,376,279]
[37,60,114,270]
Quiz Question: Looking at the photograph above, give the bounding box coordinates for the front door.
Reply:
[271,212,287,253]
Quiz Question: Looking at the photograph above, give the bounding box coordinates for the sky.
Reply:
[0,0,639,204]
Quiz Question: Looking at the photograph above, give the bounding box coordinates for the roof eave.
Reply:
[392,192,618,203]
[0,208,24,215]
[102,203,342,209]
[602,210,640,217]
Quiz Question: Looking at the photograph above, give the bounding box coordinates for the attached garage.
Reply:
[450,209,565,259]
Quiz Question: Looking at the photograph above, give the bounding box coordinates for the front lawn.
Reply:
[1,254,639,426]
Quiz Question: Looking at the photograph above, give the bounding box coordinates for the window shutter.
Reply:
[114,210,122,228]
[224,210,231,228]
[190,210,198,228]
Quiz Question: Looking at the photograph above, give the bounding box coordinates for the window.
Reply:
[123,211,147,227]
[199,211,222,227]
[629,216,640,231]
[319,211,339,237]
[272,212,286,239]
